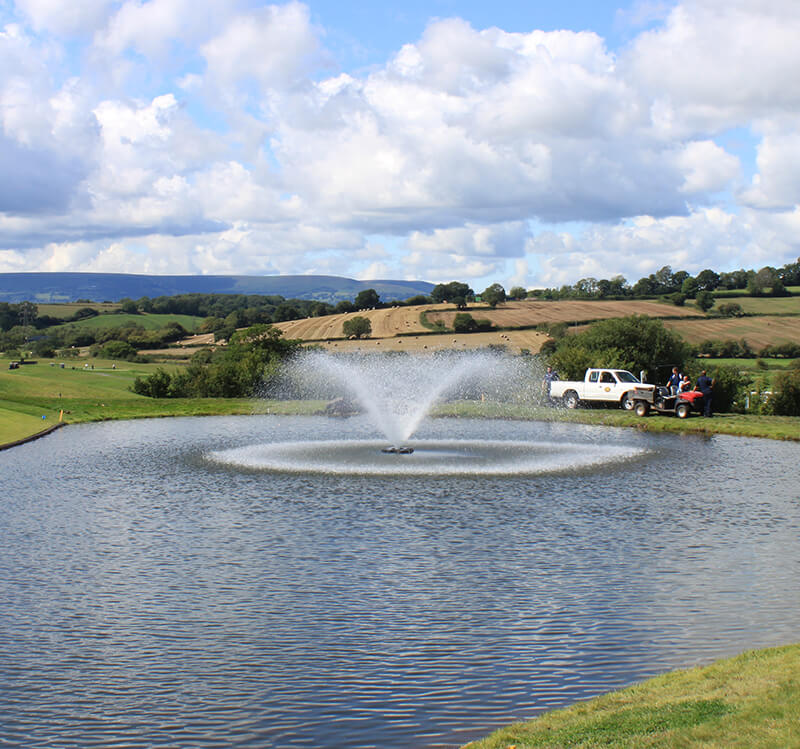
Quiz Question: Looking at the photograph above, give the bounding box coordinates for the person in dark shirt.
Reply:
[666,367,682,396]
[696,370,713,417]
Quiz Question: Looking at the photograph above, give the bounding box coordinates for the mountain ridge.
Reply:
[0,272,435,304]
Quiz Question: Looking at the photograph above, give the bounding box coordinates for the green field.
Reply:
[52,312,204,332]
[467,643,800,749]
[0,356,325,445]
[713,296,800,315]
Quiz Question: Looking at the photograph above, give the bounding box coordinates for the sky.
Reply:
[1,0,800,290]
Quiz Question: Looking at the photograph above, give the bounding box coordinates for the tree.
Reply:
[695,290,715,312]
[481,283,506,308]
[430,281,474,309]
[335,300,356,314]
[102,340,137,360]
[508,286,528,300]
[771,370,800,416]
[681,276,700,298]
[342,316,372,338]
[119,299,138,314]
[695,269,720,292]
[548,315,692,382]
[354,288,380,310]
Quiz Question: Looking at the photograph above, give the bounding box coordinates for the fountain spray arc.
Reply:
[280,349,536,448]
[216,350,646,476]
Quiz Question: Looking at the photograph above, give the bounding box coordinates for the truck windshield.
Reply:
[615,371,640,383]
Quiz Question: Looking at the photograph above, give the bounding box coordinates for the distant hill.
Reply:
[0,273,434,304]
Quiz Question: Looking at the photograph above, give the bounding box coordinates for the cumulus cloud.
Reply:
[15,0,113,35]
[2,0,800,287]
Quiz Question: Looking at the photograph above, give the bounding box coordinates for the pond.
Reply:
[1,415,799,747]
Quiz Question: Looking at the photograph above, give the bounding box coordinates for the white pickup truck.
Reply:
[549,368,654,410]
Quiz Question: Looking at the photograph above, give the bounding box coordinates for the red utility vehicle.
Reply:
[630,386,704,418]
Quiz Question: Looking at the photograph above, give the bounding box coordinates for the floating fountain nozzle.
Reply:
[381,446,414,454]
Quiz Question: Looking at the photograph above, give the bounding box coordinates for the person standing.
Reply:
[542,365,559,403]
[666,367,682,396]
[696,370,713,417]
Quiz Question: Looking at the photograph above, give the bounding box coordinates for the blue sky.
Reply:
[1,0,798,289]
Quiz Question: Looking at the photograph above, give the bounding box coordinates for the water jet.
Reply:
[215,351,646,475]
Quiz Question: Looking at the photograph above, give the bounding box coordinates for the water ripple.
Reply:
[1,416,799,747]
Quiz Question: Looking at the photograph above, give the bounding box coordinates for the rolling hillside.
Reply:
[0,272,434,304]
[268,297,798,354]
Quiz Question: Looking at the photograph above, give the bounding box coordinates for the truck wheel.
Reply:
[675,402,691,419]
[563,391,580,409]
[621,392,635,410]
[634,401,650,417]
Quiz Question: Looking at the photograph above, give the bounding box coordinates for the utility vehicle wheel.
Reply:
[634,401,650,417]
[621,392,635,410]
[675,402,691,419]
[563,391,580,409]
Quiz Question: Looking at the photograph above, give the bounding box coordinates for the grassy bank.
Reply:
[465,643,800,748]
[0,356,323,445]
[433,401,800,441]
[2,356,799,446]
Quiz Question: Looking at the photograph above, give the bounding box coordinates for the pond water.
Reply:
[1,415,799,748]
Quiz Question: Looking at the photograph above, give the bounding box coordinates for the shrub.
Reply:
[695,290,715,312]
[668,292,687,306]
[770,369,800,416]
[453,313,478,333]
[717,302,744,317]
[342,315,372,338]
[707,365,751,413]
[101,340,138,360]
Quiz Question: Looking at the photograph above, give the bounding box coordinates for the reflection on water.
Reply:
[1,415,799,748]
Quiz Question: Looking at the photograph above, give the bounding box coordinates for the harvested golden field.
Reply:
[307,328,550,354]
[426,299,703,328]
[663,316,800,349]
[272,304,445,340]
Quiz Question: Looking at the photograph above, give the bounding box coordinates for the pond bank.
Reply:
[464,642,800,748]
[1,399,798,450]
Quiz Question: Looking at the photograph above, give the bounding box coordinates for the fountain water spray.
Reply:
[273,349,539,447]
[215,350,647,475]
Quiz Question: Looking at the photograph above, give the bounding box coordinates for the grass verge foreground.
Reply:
[464,643,800,749]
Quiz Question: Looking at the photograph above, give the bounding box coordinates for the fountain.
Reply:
[209,350,647,475]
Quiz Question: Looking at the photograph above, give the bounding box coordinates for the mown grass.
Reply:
[0,404,51,444]
[52,312,205,331]
[713,296,800,315]
[0,357,323,445]
[464,643,800,749]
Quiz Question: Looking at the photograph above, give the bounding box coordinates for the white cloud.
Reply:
[740,131,800,209]
[15,0,113,35]
[527,206,799,288]
[2,0,800,290]
[675,140,740,194]
[201,2,322,91]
